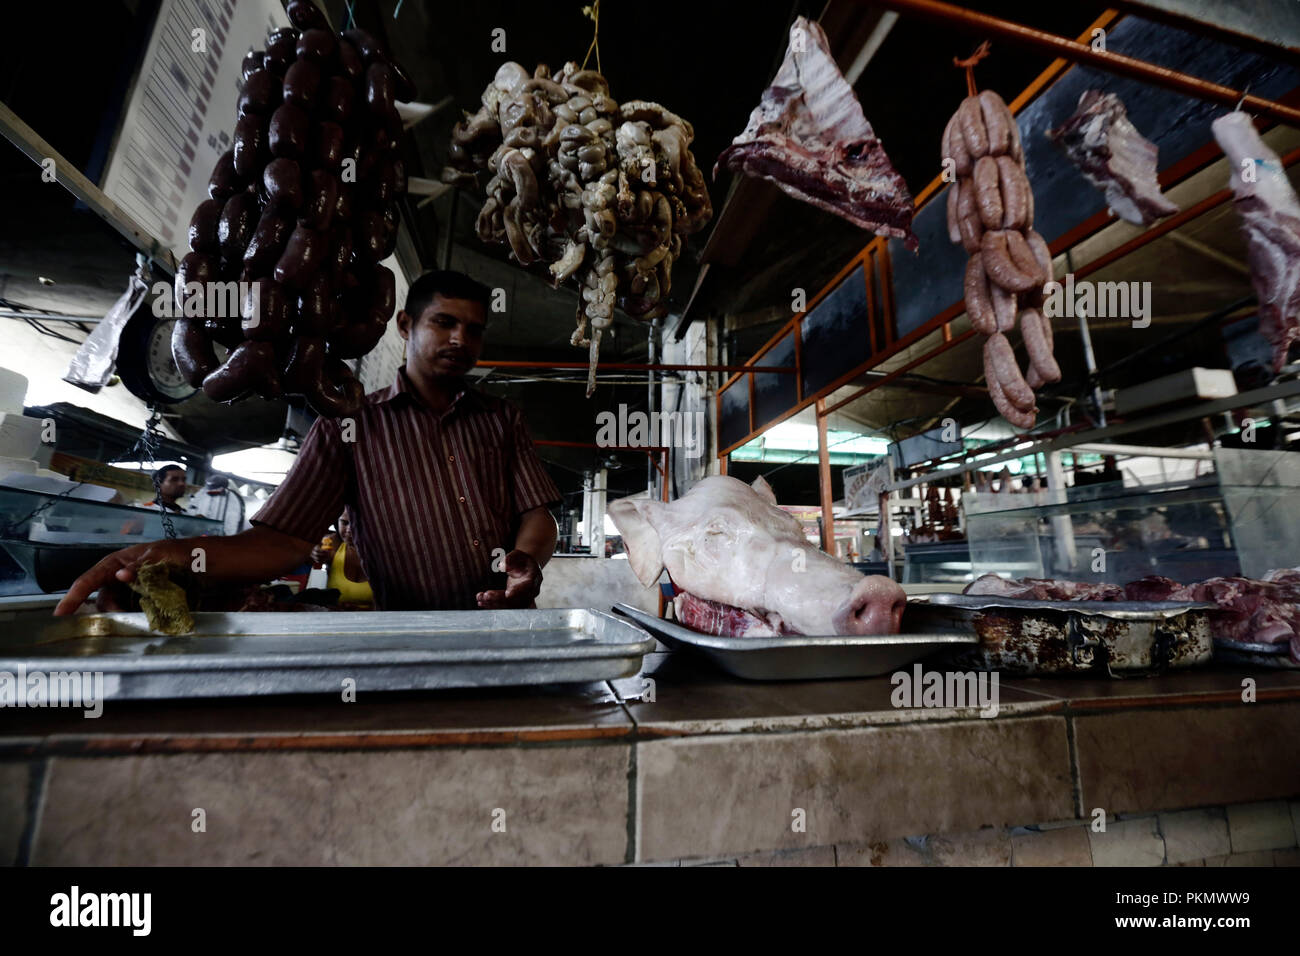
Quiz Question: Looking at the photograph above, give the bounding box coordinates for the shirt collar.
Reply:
[373,366,488,414]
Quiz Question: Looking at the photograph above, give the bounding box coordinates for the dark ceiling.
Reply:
[1,0,1289,505]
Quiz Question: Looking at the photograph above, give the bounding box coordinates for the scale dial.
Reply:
[117,310,199,405]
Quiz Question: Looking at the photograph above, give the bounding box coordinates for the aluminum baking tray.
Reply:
[0,608,657,700]
[906,593,1215,676]
[612,603,977,681]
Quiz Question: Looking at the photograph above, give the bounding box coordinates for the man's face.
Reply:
[159,470,186,499]
[397,294,486,379]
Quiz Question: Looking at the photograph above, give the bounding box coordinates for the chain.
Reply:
[1,403,178,541]
[0,482,88,540]
[127,406,178,540]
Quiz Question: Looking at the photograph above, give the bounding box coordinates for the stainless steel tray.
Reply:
[0,608,657,700]
[906,594,1215,676]
[1213,637,1299,669]
[612,603,977,681]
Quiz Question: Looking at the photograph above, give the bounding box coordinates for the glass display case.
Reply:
[0,486,222,595]
[1214,448,1300,578]
[963,477,1240,583]
[901,540,973,584]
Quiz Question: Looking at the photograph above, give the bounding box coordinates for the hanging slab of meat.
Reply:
[1212,110,1300,373]
[1047,90,1179,226]
[715,16,917,250]
[609,475,906,637]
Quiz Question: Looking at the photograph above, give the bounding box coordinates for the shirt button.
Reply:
[459,495,466,504]
[447,455,455,463]
[472,539,480,547]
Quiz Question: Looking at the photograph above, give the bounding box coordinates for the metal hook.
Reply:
[1235,83,1251,113]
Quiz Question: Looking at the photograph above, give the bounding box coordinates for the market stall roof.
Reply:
[713,4,1300,458]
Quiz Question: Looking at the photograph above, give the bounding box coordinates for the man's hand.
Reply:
[475,549,543,609]
[53,539,194,616]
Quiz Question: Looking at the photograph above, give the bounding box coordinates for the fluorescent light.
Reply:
[211,444,298,484]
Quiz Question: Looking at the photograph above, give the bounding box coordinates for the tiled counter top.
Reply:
[2,652,1299,865]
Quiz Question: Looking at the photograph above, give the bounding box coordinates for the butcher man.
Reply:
[56,270,562,615]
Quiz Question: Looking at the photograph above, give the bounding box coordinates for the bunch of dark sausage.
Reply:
[171,0,414,417]
[943,90,1060,430]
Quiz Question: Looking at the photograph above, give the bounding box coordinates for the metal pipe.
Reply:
[1071,442,1215,460]
[441,189,459,271]
[0,102,178,273]
[1064,248,1108,428]
[816,397,835,552]
[535,440,670,451]
[648,318,659,500]
[885,379,1300,492]
[1043,450,1077,574]
[860,0,1300,127]
[0,311,101,323]
[821,329,978,416]
[476,360,795,373]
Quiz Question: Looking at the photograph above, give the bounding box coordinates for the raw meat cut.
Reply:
[1047,90,1179,226]
[1123,575,1187,602]
[966,571,1300,661]
[1212,111,1300,372]
[715,17,916,249]
[673,591,786,637]
[963,573,1123,601]
[609,475,906,636]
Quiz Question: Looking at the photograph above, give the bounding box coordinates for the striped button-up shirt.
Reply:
[252,368,562,610]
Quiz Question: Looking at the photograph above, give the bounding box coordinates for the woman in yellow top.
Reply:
[311,513,374,608]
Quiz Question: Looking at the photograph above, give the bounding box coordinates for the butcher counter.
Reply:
[2,645,1299,867]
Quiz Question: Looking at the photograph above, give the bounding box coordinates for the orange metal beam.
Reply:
[480,361,794,373]
[821,328,980,417]
[863,0,1300,126]
[715,12,1118,459]
[816,397,835,550]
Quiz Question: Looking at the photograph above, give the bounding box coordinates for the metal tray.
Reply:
[0,608,657,700]
[906,593,1215,676]
[1212,638,1299,669]
[612,603,977,681]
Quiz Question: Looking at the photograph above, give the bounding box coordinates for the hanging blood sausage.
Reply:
[173,0,413,417]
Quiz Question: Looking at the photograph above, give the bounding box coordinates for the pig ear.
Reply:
[750,475,778,506]
[607,498,666,588]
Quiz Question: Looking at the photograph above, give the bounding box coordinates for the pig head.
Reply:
[608,475,906,635]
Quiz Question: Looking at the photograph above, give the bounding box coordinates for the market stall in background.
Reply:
[0,0,1298,870]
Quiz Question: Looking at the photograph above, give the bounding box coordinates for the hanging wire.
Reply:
[581,1,602,73]
[954,40,991,96]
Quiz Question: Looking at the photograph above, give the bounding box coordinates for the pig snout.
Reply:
[831,576,907,635]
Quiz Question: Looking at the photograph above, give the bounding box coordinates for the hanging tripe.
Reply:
[442,33,713,396]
